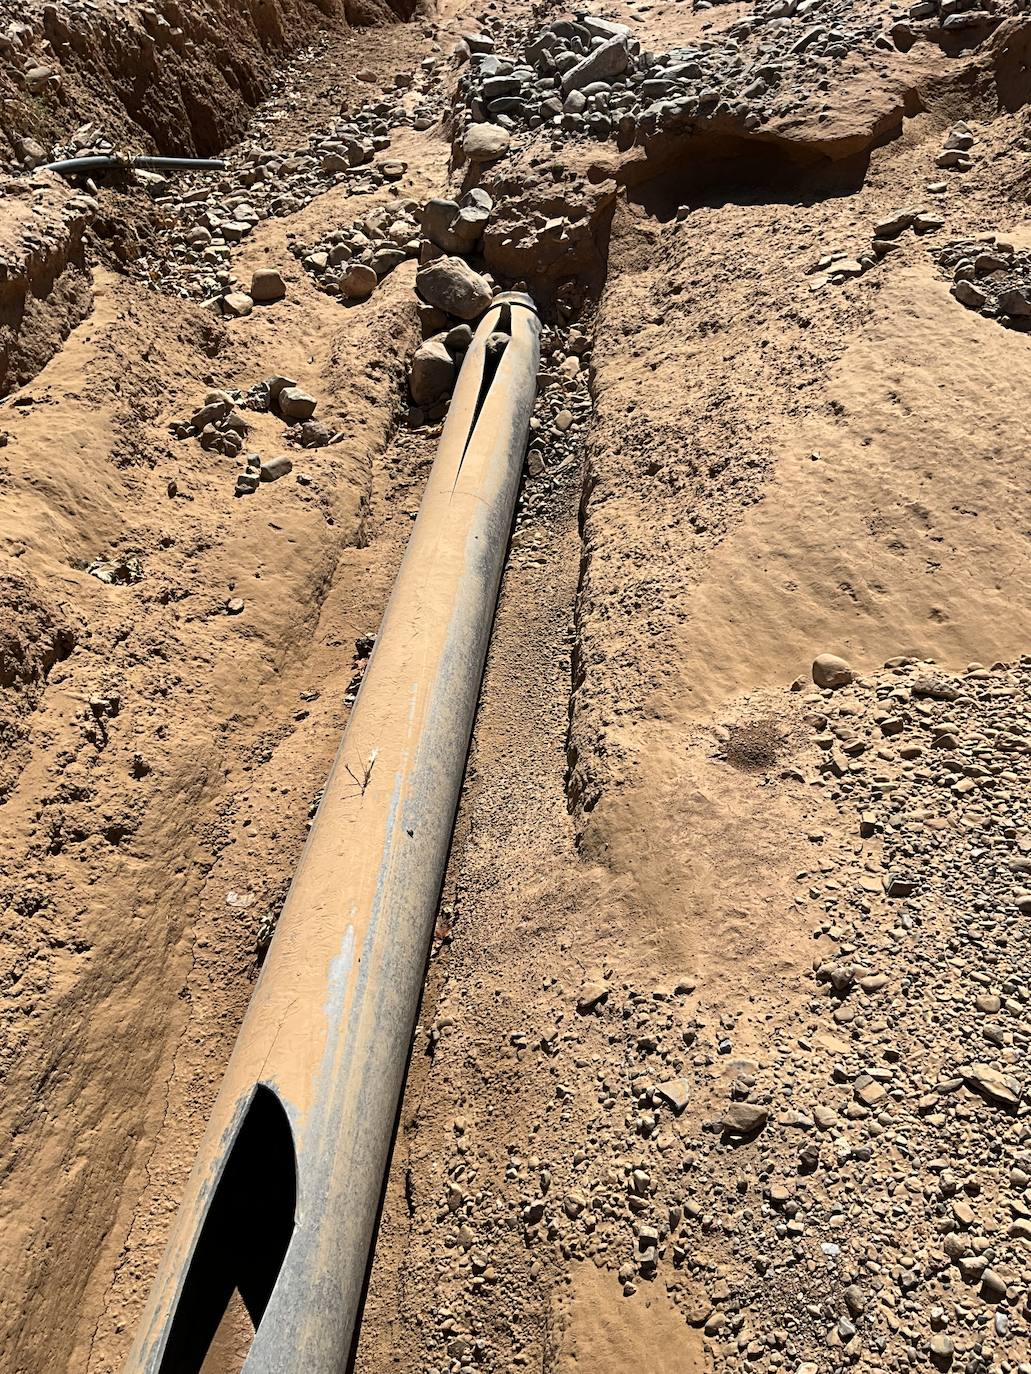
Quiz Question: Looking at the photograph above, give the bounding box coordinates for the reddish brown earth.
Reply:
[2,2,1031,1373]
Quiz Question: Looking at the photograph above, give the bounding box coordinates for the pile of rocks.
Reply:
[420,190,493,262]
[96,33,449,302]
[1,17,62,106]
[128,100,408,302]
[294,202,423,300]
[937,121,976,173]
[933,235,1031,323]
[408,257,496,416]
[452,1,902,160]
[455,17,642,147]
[870,205,946,248]
[509,318,593,563]
[169,390,251,458]
[213,266,288,319]
[295,187,498,314]
[170,378,328,494]
[807,205,948,290]
[890,0,1006,51]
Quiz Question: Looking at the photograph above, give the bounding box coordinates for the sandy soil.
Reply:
[1,1,1030,1373]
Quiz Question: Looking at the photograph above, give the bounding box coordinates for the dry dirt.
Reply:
[2,1,1031,1373]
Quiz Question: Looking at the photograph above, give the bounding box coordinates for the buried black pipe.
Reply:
[42,155,227,175]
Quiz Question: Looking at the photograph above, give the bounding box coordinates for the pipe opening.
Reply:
[157,1085,296,1374]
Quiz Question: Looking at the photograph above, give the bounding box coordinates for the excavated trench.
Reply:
[0,188,93,398]
[7,4,1031,1373]
[2,0,419,163]
[0,0,426,399]
[0,62,911,1374]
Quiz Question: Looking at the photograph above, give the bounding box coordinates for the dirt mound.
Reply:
[0,176,92,396]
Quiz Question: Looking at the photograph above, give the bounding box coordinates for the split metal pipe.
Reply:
[124,291,542,1374]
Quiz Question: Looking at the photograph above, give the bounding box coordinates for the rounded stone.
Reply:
[812,654,854,689]
[462,123,511,163]
[416,257,492,321]
[409,338,455,406]
[222,292,253,318]
[250,268,287,302]
[278,387,318,421]
[340,264,378,300]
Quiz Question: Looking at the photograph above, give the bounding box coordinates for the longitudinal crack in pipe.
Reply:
[123,291,541,1374]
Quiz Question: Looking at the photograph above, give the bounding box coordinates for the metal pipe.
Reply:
[134,156,227,171]
[124,291,542,1374]
[42,155,226,174]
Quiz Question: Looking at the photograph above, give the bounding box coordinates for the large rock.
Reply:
[722,1102,768,1137]
[251,268,286,302]
[260,455,293,482]
[998,288,1031,317]
[222,292,253,318]
[340,263,378,300]
[422,194,492,255]
[14,136,46,169]
[561,34,630,93]
[812,653,854,689]
[278,387,317,421]
[962,1063,1020,1109]
[416,258,492,321]
[409,338,455,405]
[953,280,986,309]
[463,123,511,163]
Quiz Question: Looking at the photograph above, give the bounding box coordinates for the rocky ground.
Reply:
[1,0,1031,1372]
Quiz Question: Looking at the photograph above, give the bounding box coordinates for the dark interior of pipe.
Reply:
[452,304,515,492]
[157,1085,296,1374]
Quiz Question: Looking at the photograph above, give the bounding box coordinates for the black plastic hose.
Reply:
[42,154,227,175]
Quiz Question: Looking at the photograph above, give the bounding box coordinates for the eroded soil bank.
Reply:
[2,1,1031,1372]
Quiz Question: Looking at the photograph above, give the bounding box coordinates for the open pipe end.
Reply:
[490,290,539,313]
[145,1085,296,1374]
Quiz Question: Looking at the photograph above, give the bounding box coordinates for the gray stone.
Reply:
[416,258,492,320]
[340,264,378,300]
[813,654,854,689]
[250,268,287,302]
[929,1334,954,1362]
[445,324,474,352]
[656,1079,690,1115]
[962,1062,1020,1108]
[422,198,462,249]
[998,288,1031,318]
[462,124,511,163]
[222,292,253,317]
[370,247,407,276]
[722,1102,768,1137]
[409,339,455,406]
[980,1269,1008,1302]
[14,136,46,169]
[952,280,986,309]
[260,455,294,482]
[278,387,318,421]
[190,399,232,430]
[576,982,610,1014]
[873,210,915,239]
[265,376,296,402]
[561,35,630,93]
